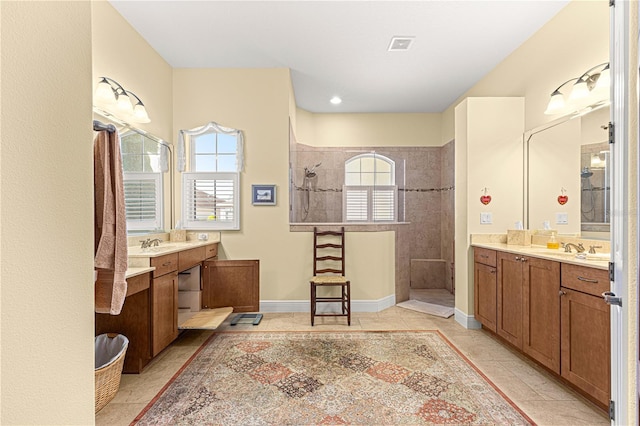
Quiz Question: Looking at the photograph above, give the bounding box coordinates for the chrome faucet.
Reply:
[139,238,162,249]
[561,242,585,253]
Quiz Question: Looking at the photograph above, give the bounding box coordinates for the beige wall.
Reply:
[296,110,442,147]
[455,98,525,317]
[442,0,608,142]
[173,69,395,301]
[92,1,174,142]
[1,2,95,424]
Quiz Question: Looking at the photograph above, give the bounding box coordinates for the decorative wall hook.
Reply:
[557,187,568,205]
[480,187,492,205]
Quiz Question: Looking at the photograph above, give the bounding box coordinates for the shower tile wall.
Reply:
[440,140,455,293]
[291,143,455,293]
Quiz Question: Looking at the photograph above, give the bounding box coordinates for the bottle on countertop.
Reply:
[547,231,560,249]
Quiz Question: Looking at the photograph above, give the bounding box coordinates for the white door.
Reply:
[609,1,636,424]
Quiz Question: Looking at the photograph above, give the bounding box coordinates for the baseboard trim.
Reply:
[454,308,482,329]
[260,294,396,313]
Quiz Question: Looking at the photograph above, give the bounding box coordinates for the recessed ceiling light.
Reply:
[388,36,415,52]
[330,96,342,105]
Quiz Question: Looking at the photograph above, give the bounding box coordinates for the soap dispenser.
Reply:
[547,232,560,249]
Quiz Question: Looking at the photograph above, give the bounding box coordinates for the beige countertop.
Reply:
[471,242,610,270]
[125,266,155,279]
[127,238,220,258]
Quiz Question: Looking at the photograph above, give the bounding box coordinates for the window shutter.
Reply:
[343,185,397,222]
[124,173,163,231]
[372,186,397,221]
[344,187,369,221]
[182,172,239,230]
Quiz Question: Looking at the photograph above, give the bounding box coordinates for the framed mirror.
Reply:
[94,111,173,236]
[525,105,610,240]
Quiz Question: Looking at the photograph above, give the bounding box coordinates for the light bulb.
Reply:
[133,103,150,123]
[595,65,610,90]
[330,96,342,105]
[569,79,590,100]
[94,79,115,105]
[116,92,133,112]
[544,91,565,115]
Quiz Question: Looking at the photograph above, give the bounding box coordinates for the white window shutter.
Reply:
[123,173,163,231]
[182,172,240,230]
[343,185,397,222]
[372,186,397,221]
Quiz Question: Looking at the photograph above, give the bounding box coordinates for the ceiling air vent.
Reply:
[388,36,415,52]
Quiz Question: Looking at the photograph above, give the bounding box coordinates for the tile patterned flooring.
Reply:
[96,307,609,426]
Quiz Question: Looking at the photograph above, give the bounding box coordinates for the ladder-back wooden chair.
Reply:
[310,227,351,326]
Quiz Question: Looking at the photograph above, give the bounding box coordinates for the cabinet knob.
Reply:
[520,257,527,262]
[515,256,521,261]
[559,290,566,296]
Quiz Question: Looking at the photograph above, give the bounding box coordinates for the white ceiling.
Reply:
[109,1,570,113]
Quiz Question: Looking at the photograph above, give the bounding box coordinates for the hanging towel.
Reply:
[94,129,128,315]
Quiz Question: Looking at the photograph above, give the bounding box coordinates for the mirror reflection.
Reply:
[526,106,610,239]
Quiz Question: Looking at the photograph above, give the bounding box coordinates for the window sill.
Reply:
[289,222,410,232]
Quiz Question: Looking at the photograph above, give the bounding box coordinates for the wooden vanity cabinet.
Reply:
[522,256,560,373]
[560,264,610,408]
[202,259,260,312]
[496,251,560,372]
[95,272,151,374]
[473,248,497,332]
[150,253,179,357]
[496,252,524,349]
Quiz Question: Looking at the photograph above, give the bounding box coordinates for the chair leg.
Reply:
[310,282,315,326]
[347,281,351,326]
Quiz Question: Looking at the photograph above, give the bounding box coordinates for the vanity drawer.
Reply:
[178,246,206,271]
[561,263,609,297]
[151,253,179,277]
[474,248,496,267]
[205,243,218,259]
[126,272,150,296]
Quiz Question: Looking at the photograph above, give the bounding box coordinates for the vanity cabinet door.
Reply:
[151,272,178,356]
[202,260,259,312]
[561,287,610,408]
[496,252,523,349]
[522,256,561,373]
[474,262,497,332]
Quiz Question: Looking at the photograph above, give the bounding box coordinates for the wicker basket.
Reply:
[95,333,128,413]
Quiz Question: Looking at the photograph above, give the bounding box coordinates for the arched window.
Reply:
[344,153,397,222]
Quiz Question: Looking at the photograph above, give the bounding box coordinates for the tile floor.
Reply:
[96,307,609,425]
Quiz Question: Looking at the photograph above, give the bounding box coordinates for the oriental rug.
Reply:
[132,331,534,425]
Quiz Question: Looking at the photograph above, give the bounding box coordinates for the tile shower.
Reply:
[290,141,455,298]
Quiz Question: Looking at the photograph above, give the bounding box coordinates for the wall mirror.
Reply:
[120,128,173,235]
[94,113,173,236]
[525,106,610,240]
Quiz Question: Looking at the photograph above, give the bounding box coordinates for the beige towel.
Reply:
[94,129,128,315]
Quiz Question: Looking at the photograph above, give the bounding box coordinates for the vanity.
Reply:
[472,240,610,410]
[95,239,260,373]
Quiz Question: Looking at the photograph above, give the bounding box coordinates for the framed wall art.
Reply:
[252,184,276,206]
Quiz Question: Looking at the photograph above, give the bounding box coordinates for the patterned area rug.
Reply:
[133,331,534,425]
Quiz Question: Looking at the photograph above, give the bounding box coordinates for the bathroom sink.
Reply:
[580,253,611,261]
[526,248,575,257]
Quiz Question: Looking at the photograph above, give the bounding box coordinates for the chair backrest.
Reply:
[313,227,345,276]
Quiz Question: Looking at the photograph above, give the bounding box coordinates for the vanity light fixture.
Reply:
[330,96,343,105]
[94,77,150,124]
[544,62,610,116]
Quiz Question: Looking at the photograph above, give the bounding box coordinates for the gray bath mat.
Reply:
[397,299,454,318]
